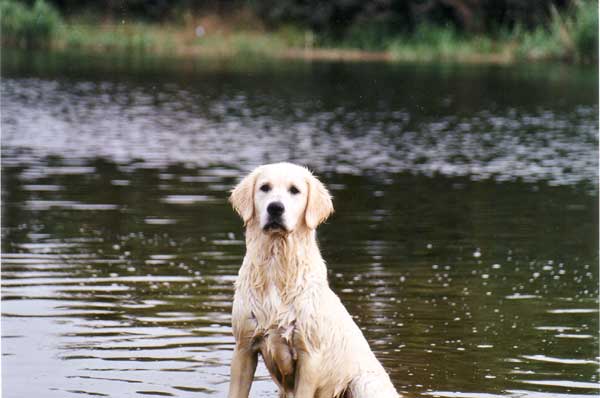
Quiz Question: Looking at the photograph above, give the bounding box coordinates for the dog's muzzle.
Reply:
[264,201,286,231]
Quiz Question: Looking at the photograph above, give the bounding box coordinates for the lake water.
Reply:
[1,49,598,398]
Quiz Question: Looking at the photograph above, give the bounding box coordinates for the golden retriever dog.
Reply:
[228,162,400,398]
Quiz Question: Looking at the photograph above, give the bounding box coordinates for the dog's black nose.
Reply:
[267,201,285,217]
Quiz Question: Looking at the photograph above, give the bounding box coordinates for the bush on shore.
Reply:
[384,0,598,63]
[570,0,598,62]
[1,0,62,47]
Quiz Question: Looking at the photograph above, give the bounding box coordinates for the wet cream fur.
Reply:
[228,162,400,398]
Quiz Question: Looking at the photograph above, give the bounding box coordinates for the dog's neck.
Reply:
[242,223,327,300]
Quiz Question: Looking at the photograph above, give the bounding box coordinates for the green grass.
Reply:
[190,31,284,57]
[58,18,308,57]
[60,22,163,53]
[386,24,500,62]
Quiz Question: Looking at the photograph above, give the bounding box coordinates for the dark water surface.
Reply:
[1,50,598,398]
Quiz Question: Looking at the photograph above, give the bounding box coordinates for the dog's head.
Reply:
[229,162,333,234]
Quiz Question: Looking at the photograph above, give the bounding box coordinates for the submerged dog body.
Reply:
[228,163,399,398]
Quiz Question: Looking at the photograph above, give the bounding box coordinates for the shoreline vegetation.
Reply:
[1,0,597,64]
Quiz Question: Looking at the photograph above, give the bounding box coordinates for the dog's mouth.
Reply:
[263,219,286,232]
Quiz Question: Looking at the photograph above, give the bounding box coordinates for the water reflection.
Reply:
[2,157,597,397]
[1,51,598,189]
[1,50,598,398]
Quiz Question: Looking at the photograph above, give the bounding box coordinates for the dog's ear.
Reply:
[230,167,260,225]
[305,171,334,229]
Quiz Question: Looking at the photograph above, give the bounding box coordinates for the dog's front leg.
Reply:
[228,344,258,398]
[293,350,319,398]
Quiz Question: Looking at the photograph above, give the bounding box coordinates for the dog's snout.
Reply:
[267,201,285,217]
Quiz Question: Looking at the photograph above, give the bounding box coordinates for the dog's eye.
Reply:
[289,185,300,195]
[259,183,271,193]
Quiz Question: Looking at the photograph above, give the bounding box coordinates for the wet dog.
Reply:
[228,162,399,398]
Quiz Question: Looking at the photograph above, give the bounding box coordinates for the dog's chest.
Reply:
[251,281,295,330]
[263,281,282,309]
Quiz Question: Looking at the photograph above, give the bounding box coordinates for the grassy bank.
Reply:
[1,0,597,63]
